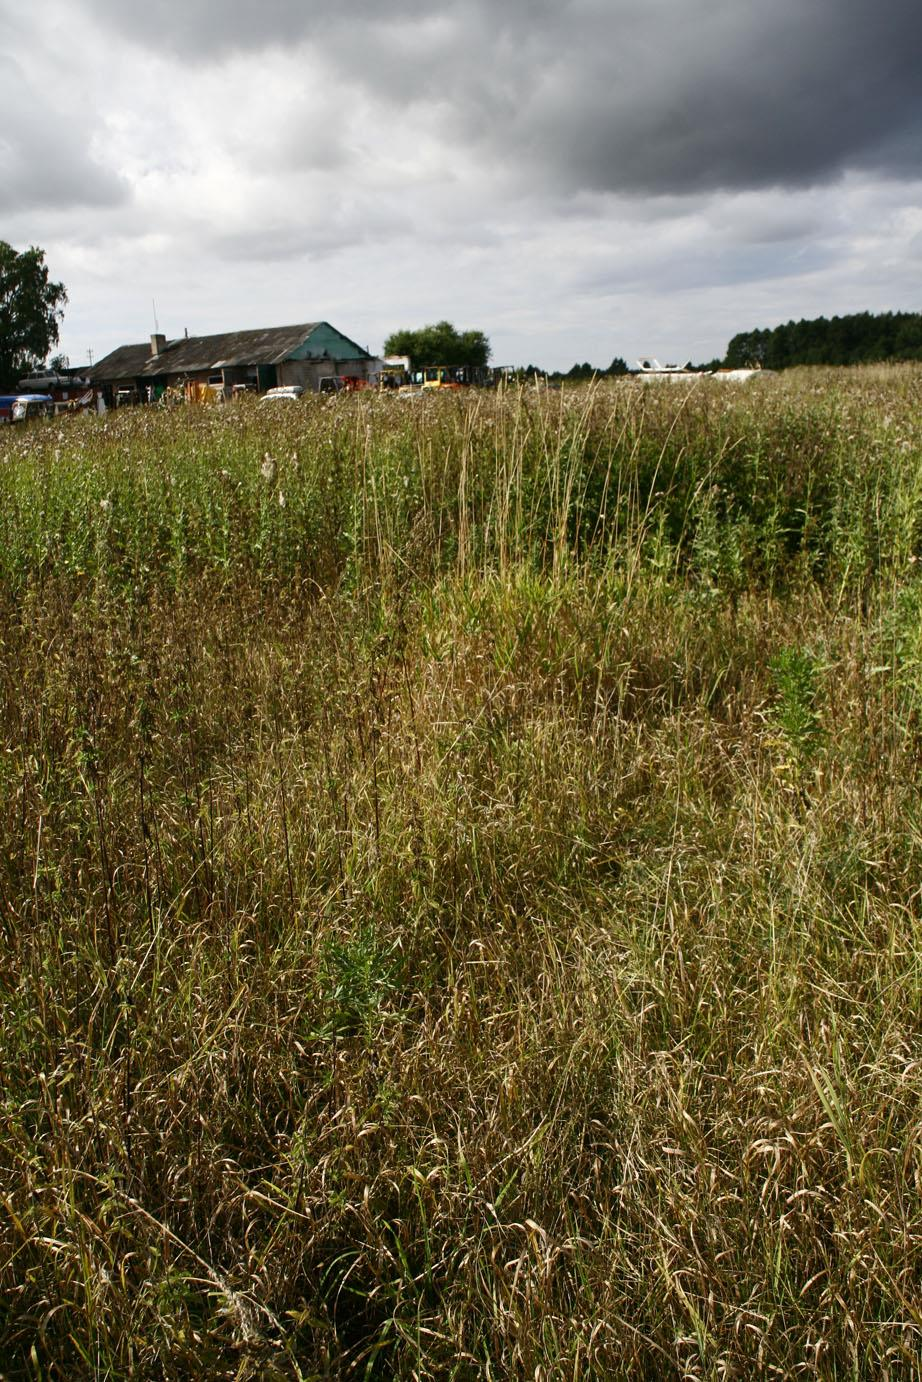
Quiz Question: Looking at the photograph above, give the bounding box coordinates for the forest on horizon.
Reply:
[721,308,922,370]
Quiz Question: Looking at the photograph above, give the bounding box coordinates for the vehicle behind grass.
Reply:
[258,384,304,404]
[0,391,53,423]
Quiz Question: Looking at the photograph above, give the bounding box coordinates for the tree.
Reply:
[383,320,490,369]
[725,328,770,369]
[722,310,922,370]
[0,243,67,388]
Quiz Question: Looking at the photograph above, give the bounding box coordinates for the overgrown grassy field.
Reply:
[1,369,921,1377]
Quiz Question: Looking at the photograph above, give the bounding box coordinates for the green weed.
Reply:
[0,368,920,1375]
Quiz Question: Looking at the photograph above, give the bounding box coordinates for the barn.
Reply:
[90,321,375,404]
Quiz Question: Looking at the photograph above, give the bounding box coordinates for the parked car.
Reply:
[259,385,304,404]
[0,393,54,424]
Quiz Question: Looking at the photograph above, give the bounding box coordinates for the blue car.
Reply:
[0,393,54,424]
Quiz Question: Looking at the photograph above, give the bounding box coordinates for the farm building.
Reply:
[89,322,375,404]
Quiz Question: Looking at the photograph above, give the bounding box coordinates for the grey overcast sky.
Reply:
[3,0,920,369]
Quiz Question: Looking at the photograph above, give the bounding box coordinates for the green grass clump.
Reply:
[0,368,921,1376]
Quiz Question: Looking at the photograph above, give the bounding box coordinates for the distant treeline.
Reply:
[524,311,922,380]
[515,358,630,382]
[723,311,922,370]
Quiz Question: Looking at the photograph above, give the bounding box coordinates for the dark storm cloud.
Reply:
[81,0,416,61]
[83,0,922,197]
[506,0,922,195]
[0,54,128,214]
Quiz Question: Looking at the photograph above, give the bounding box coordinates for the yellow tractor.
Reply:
[418,364,489,389]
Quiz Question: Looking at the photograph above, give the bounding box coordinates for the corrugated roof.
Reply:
[89,343,153,382]
[142,323,322,375]
[90,322,370,382]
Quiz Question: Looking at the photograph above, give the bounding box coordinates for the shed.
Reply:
[90,321,374,403]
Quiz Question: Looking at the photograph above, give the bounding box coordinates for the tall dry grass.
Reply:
[1,368,921,1376]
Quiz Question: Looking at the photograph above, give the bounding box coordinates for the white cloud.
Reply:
[0,51,128,213]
